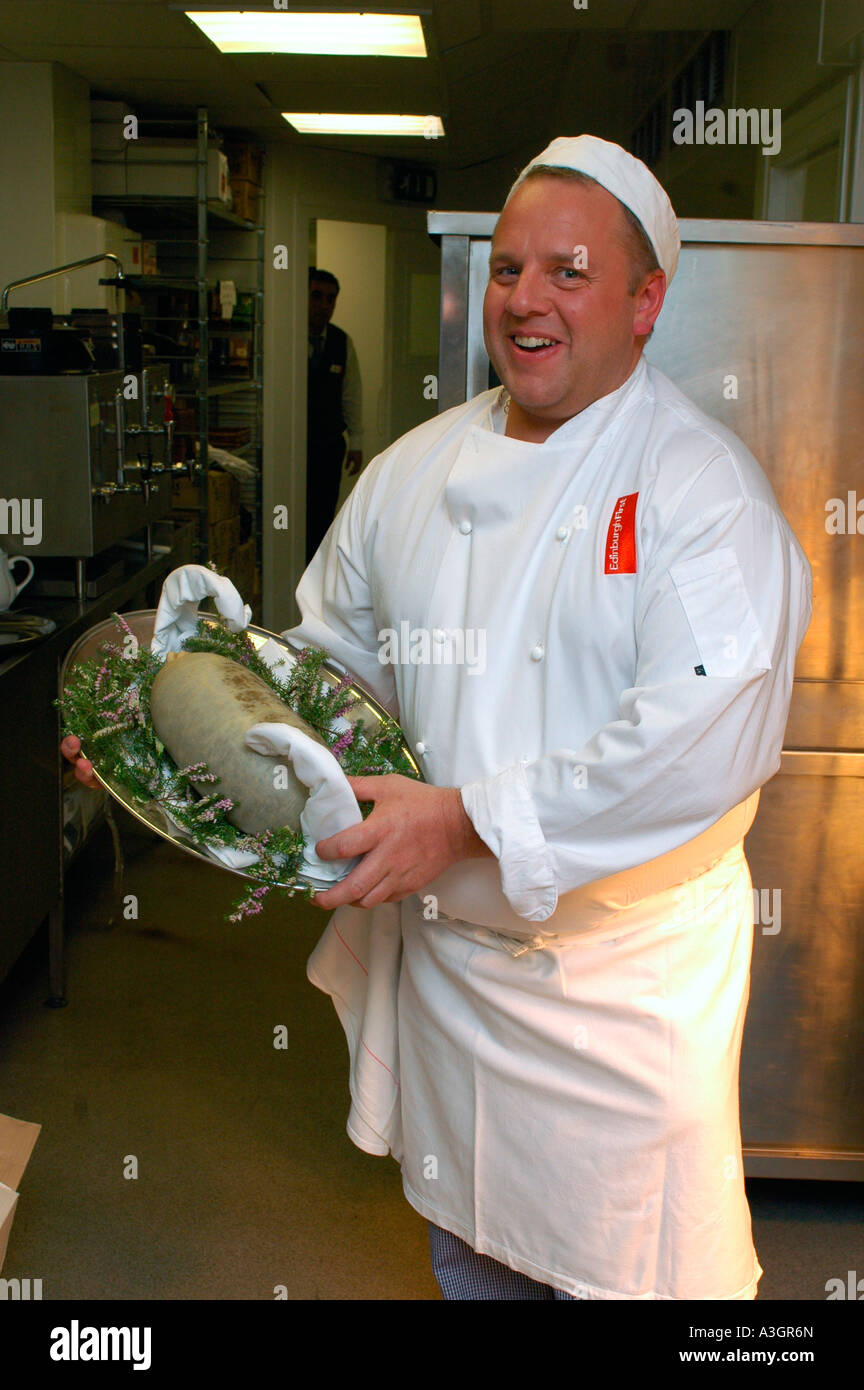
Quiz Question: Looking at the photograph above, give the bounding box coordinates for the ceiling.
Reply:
[0,0,770,170]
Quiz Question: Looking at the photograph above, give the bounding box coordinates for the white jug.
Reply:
[0,547,35,611]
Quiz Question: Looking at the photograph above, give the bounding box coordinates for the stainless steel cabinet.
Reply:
[429,211,864,1178]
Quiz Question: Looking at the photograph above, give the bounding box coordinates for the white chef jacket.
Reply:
[287,354,812,1299]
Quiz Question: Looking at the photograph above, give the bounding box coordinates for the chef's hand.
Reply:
[345,450,363,477]
[60,734,100,789]
[311,774,493,910]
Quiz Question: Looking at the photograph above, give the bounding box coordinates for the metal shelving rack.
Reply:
[94,106,264,583]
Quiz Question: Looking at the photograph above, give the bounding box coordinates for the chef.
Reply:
[284,134,812,1301]
[62,135,812,1300]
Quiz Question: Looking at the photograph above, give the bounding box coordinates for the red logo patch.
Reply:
[604,493,638,574]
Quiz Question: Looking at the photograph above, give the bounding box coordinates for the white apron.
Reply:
[293,357,811,1299]
[308,829,762,1299]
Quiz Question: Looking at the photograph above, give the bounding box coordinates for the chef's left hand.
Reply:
[311,773,492,909]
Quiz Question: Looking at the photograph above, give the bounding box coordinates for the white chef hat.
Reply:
[507,134,680,285]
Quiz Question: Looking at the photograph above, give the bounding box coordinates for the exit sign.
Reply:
[389,162,437,204]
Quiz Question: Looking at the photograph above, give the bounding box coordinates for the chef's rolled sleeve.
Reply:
[461,764,558,921]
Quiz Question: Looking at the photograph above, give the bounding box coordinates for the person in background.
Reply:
[306,268,363,563]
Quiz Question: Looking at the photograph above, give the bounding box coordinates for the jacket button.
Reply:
[415,740,427,755]
[458,519,472,534]
[555,526,569,541]
[530,644,544,662]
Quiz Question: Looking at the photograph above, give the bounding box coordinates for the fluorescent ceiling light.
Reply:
[185,11,427,57]
[283,113,444,137]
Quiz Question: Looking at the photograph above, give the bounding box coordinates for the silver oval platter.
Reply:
[60,610,422,891]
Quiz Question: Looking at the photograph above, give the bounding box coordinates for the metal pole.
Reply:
[2,253,125,312]
[197,107,210,562]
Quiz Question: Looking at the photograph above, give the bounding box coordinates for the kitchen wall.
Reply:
[314,217,388,503]
[0,61,91,311]
[646,3,863,220]
[261,145,446,629]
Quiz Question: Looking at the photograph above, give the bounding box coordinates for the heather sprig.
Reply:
[58,613,419,920]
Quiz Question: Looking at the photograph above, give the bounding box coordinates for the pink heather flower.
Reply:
[182,764,217,784]
[230,896,263,921]
[92,720,134,740]
[331,727,355,757]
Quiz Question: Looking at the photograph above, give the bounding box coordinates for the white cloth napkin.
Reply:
[150,564,252,658]
[245,722,362,881]
[181,722,360,882]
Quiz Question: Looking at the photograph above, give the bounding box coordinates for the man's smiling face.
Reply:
[483,174,664,442]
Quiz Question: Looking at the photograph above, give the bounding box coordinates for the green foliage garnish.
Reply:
[59,614,419,920]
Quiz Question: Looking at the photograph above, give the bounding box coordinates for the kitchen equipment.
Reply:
[428,210,864,1180]
[0,366,174,590]
[0,548,35,611]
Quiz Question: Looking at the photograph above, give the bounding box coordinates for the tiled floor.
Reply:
[2,812,861,1301]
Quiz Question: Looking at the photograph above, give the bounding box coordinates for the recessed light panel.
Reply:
[185,11,427,58]
[282,113,444,137]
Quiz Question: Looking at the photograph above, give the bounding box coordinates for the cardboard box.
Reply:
[118,230,156,277]
[90,101,136,152]
[228,536,257,602]
[91,99,134,122]
[153,518,197,566]
[225,143,263,185]
[210,515,241,569]
[171,469,240,524]
[169,506,200,534]
[230,177,260,223]
[0,1112,41,1274]
[208,426,251,449]
[92,143,231,205]
[228,336,250,367]
[121,231,143,273]
[91,124,129,153]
